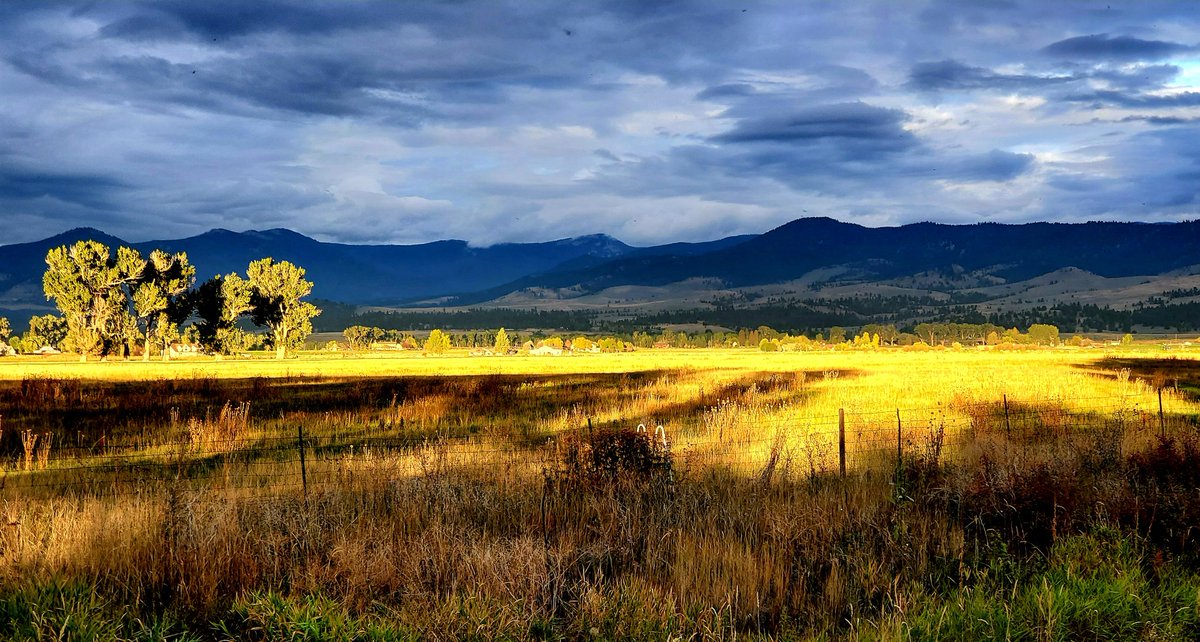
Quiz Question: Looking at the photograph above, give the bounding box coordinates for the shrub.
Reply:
[554,427,672,489]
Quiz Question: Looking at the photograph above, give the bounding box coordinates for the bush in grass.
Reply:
[554,427,672,490]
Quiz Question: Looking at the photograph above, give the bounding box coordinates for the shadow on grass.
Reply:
[0,368,856,495]
[1076,356,1200,399]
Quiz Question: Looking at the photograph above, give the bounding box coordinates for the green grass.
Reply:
[0,580,200,642]
[899,529,1200,641]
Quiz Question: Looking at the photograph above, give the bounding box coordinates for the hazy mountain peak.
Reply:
[550,233,631,255]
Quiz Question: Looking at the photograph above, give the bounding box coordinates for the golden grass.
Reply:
[3,347,1195,477]
[1,346,1199,639]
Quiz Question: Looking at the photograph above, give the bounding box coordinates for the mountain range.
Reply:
[0,225,745,315]
[3,218,1200,330]
[445,218,1200,304]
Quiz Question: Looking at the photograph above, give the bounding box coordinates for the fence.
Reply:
[0,389,1195,502]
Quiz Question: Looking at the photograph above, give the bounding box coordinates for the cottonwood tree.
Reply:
[43,241,144,360]
[571,336,593,351]
[247,258,320,359]
[192,273,254,355]
[1027,323,1060,346]
[424,329,451,354]
[25,314,68,350]
[343,325,378,350]
[0,317,10,356]
[493,327,510,354]
[131,249,195,361]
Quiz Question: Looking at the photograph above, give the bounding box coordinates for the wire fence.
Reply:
[1,390,1196,501]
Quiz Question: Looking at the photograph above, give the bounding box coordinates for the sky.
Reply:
[3,1,1200,247]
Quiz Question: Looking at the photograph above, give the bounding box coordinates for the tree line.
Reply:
[312,302,596,334]
[339,326,634,355]
[327,322,1080,358]
[1,239,319,360]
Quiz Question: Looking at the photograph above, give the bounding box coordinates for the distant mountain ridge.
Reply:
[0,226,739,317]
[5,218,1200,329]
[443,217,1200,306]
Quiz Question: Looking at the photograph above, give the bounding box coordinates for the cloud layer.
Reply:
[2,1,1200,246]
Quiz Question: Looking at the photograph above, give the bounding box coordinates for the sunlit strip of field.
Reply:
[3,347,1196,477]
[2,345,1190,383]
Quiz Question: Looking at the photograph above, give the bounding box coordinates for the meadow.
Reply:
[0,346,1199,640]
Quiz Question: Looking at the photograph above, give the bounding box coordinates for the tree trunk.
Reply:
[275,327,287,359]
[143,336,151,362]
[276,344,286,360]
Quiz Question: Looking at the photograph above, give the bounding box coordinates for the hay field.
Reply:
[0,347,1198,640]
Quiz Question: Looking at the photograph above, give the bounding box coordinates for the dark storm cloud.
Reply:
[1063,90,1200,109]
[1042,34,1191,61]
[0,167,127,211]
[946,150,1034,182]
[95,1,413,41]
[712,103,914,147]
[908,60,1074,91]
[599,107,1034,202]
[13,27,532,122]
[1120,115,1200,125]
[695,83,757,101]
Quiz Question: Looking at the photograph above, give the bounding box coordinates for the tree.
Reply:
[343,325,375,350]
[192,273,253,355]
[25,314,68,350]
[131,250,195,361]
[1027,323,1060,346]
[861,323,900,346]
[43,241,144,360]
[493,327,510,354]
[424,329,451,354]
[110,307,142,358]
[828,326,846,344]
[914,323,937,346]
[0,317,10,356]
[571,336,593,352]
[247,258,321,359]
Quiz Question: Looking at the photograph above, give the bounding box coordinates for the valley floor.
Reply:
[0,347,1198,640]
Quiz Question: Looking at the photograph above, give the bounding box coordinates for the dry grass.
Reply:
[0,347,1199,639]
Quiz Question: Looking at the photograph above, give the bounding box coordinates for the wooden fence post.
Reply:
[1003,394,1011,438]
[298,424,308,498]
[1158,387,1165,437]
[838,408,846,478]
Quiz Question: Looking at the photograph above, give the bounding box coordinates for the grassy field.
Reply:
[1,346,1199,640]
